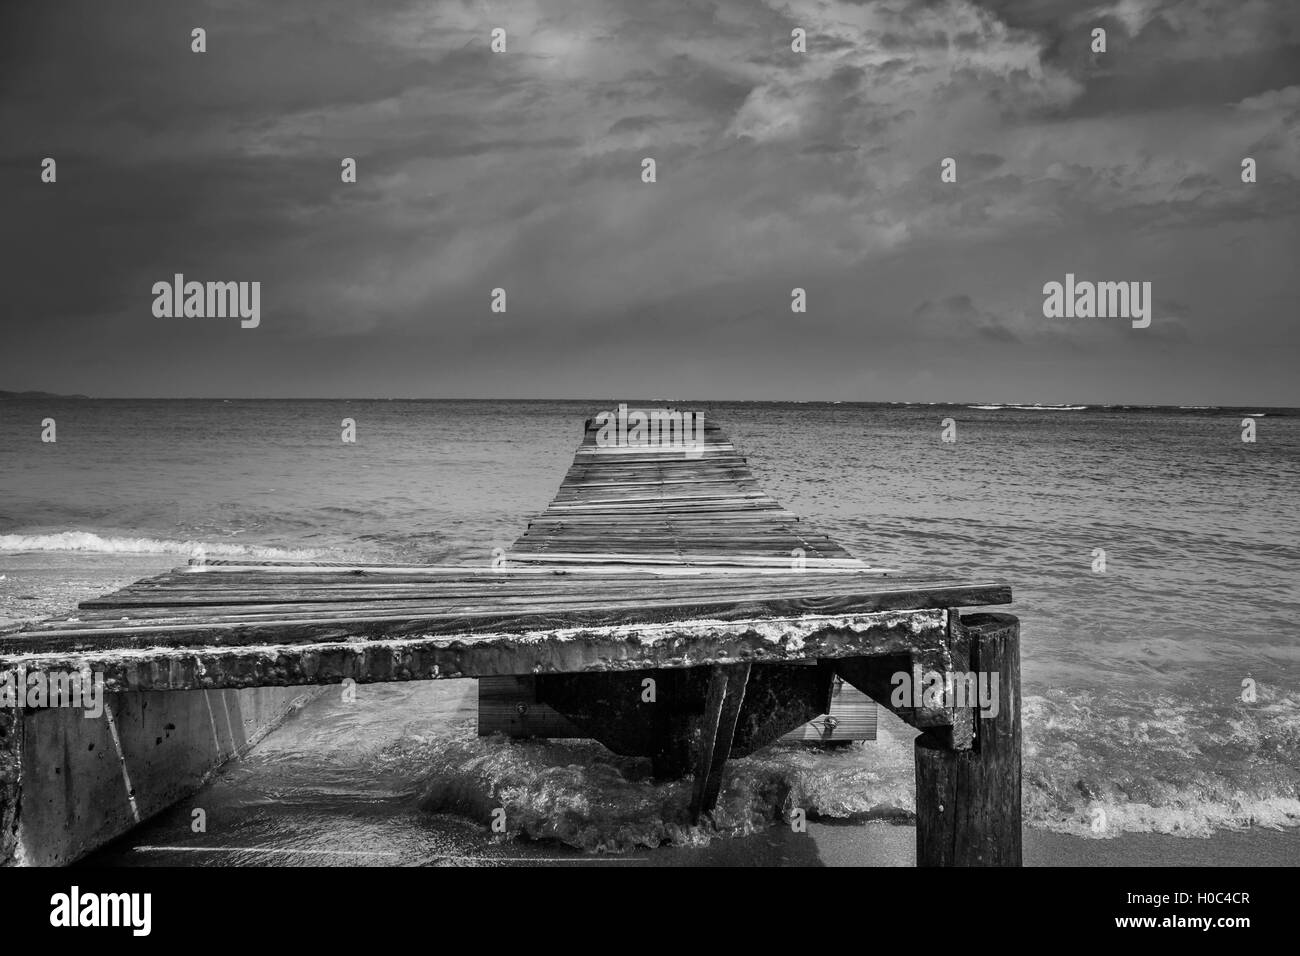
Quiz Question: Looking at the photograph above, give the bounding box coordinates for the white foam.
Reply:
[0,530,326,560]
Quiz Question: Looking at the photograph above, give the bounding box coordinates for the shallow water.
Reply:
[2,399,1298,853]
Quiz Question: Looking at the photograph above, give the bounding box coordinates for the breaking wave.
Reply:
[367,683,1300,852]
[379,720,915,853]
[0,530,328,560]
[1023,686,1300,839]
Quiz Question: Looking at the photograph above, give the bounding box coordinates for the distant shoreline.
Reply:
[0,390,90,400]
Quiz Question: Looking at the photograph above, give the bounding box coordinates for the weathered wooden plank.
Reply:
[15,578,1008,623]
[79,570,911,603]
[502,553,865,567]
[2,584,1009,656]
[83,578,994,627]
[66,573,1004,608]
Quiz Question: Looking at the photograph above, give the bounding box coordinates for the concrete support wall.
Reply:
[1,685,320,866]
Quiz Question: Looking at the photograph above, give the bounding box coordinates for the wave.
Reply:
[1009,404,1087,411]
[1021,687,1300,839]
[380,691,1300,851]
[1031,793,1300,839]
[390,720,916,853]
[0,530,329,560]
[966,404,1088,411]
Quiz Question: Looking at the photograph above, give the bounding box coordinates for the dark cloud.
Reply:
[608,115,663,133]
[0,0,1294,403]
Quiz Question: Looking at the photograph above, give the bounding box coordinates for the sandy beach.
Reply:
[0,552,179,631]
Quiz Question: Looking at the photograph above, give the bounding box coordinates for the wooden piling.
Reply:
[689,662,751,821]
[0,706,22,866]
[914,613,1021,866]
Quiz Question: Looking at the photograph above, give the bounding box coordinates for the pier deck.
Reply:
[504,410,864,570]
[1,409,1020,865]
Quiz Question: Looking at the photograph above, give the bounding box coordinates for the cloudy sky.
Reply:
[1,0,1297,402]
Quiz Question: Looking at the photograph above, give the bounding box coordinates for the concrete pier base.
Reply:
[1,685,320,866]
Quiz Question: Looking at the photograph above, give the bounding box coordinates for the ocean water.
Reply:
[1,399,1298,860]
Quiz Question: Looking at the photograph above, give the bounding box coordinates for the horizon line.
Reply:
[2,394,1295,410]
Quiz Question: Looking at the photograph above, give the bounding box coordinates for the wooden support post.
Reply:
[914,613,1020,866]
[0,704,22,867]
[689,662,751,822]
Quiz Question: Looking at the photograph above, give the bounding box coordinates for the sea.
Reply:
[1,399,1297,864]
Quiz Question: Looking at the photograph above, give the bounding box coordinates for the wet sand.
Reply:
[662,819,1300,867]
[90,788,1300,867]
[0,552,178,629]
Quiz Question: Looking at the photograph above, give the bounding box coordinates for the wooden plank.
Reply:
[690,663,751,821]
[502,553,865,568]
[779,681,878,743]
[69,571,1000,606]
[77,570,913,603]
[2,583,1010,656]
[8,577,1008,627]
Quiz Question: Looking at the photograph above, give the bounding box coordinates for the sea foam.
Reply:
[0,530,325,560]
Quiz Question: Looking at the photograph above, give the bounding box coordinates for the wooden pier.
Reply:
[1,409,1019,865]
[482,406,879,746]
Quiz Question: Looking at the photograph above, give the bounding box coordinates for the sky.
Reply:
[1,0,1297,403]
